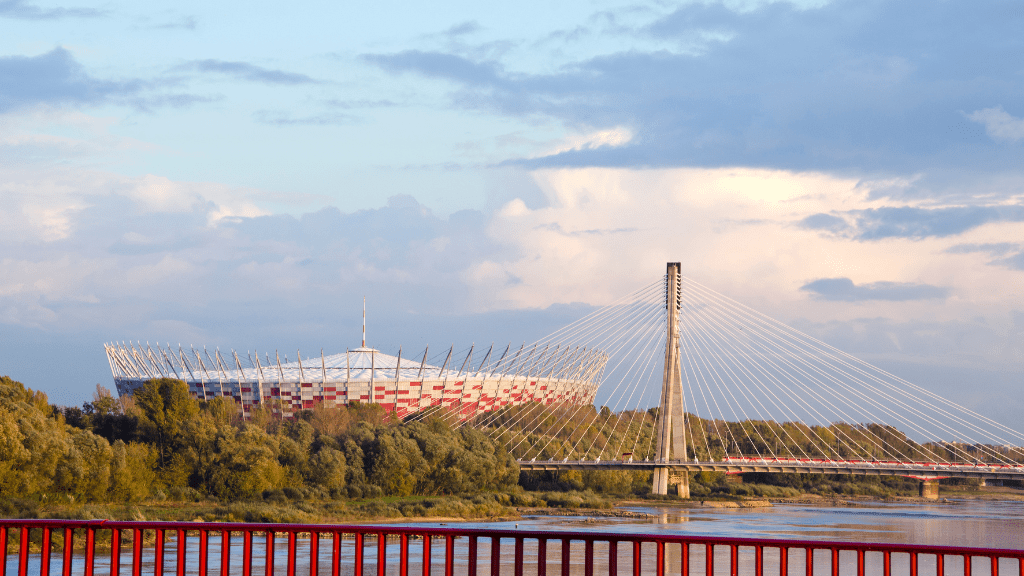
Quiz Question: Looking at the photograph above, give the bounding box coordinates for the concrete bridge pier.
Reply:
[654,467,669,495]
[670,471,690,498]
[919,479,940,499]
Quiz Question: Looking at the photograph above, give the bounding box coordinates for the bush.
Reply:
[0,498,39,519]
[262,488,288,504]
[167,486,202,502]
[537,490,610,509]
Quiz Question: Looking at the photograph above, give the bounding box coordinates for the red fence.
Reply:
[1,519,1022,576]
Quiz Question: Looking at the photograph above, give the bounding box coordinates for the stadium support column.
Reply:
[654,262,689,497]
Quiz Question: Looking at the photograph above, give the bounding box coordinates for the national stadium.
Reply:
[104,339,607,420]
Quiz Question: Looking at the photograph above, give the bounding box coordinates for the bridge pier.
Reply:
[919,479,939,499]
[653,469,690,498]
[654,468,669,495]
[672,472,690,498]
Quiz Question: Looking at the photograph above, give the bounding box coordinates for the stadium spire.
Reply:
[362,296,366,348]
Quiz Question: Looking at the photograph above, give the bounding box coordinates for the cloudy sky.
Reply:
[1,0,1022,425]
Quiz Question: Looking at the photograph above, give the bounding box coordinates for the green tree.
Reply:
[133,378,199,466]
[109,440,156,502]
[368,433,425,496]
[209,425,285,499]
[306,447,347,491]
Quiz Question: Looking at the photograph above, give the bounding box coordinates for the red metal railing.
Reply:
[1,519,1022,576]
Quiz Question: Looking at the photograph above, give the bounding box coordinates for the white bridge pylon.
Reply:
[476,263,1024,496]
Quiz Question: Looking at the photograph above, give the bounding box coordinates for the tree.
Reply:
[133,378,199,466]
[209,425,285,500]
[368,433,425,496]
[109,440,156,502]
[306,448,347,491]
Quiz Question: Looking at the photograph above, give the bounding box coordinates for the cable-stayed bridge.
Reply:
[443,263,1024,498]
[106,262,1024,498]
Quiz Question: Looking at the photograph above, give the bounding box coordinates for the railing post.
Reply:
[355,533,365,576]
[222,530,231,576]
[133,528,143,573]
[586,539,595,576]
[243,530,253,576]
[682,542,689,576]
[516,538,525,576]
[707,544,714,576]
[538,538,546,576]
[423,534,431,576]
[401,534,410,576]
[633,541,641,576]
[909,553,917,576]
[18,526,29,576]
[657,542,665,576]
[65,527,78,576]
[289,531,298,576]
[332,532,342,576]
[561,539,570,576]
[154,529,164,576]
[0,526,7,576]
[937,554,944,576]
[609,540,618,576]
[176,529,186,576]
[755,545,763,576]
[731,545,738,576]
[883,551,890,576]
[446,536,456,576]
[806,548,813,576]
[266,532,276,576]
[492,537,501,576]
[780,547,787,576]
[380,533,388,576]
[310,531,320,576]
[856,550,864,576]
[200,529,209,576]
[41,527,53,576]
[990,557,998,576]
[831,549,838,576]
[110,528,121,576]
[85,526,96,576]
[965,555,972,576]
[467,536,479,576]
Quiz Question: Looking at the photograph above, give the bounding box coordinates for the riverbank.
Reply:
[11,483,1023,527]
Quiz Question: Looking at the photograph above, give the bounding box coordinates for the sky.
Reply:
[1,0,1022,427]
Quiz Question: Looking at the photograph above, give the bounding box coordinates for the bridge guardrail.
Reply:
[1,519,1022,576]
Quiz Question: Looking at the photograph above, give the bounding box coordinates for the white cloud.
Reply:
[540,126,634,157]
[967,106,1024,143]
[469,167,1024,351]
[0,166,270,243]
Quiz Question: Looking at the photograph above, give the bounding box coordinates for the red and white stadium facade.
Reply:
[105,343,606,420]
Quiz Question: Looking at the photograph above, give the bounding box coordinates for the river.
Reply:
[7,499,1024,575]
[468,499,1024,548]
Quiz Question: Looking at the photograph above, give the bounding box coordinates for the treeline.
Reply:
[0,376,518,506]
[3,373,1014,513]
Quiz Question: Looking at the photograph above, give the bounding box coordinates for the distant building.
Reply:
[104,343,605,420]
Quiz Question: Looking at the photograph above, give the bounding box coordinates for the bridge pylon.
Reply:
[653,262,689,497]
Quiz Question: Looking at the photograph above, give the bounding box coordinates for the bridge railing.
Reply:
[1,519,1022,576]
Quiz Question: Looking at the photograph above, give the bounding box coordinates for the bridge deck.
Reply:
[517,459,1024,480]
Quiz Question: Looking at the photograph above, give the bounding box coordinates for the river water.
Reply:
[495,499,1024,548]
[7,499,1024,575]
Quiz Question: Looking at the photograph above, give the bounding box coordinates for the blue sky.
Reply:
[1,0,1022,427]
